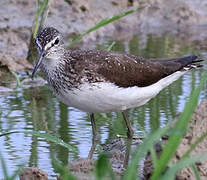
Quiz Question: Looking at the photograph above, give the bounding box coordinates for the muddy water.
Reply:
[0,32,207,179]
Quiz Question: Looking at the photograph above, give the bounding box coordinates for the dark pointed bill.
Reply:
[31,51,45,79]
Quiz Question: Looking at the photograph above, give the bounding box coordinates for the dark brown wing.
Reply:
[69,50,198,87]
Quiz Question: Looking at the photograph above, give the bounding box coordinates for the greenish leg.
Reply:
[122,111,134,168]
[122,111,134,138]
[88,113,98,159]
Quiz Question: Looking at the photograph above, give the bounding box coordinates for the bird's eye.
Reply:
[54,38,59,45]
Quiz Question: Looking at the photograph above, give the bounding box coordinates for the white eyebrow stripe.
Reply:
[44,37,58,50]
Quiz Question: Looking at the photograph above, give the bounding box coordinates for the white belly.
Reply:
[56,71,186,113]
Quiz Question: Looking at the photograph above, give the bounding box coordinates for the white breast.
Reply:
[55,71,186,113]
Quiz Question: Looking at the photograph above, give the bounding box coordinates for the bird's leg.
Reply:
[88,113,98,159]
[90,113,98,138]
[123,137,132,168]
[122,111,134,168]
[122,111,134,139]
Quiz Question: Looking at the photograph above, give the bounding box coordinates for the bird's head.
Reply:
[32,27,64,78]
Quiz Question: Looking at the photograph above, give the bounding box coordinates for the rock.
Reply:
[0,53,32,73]
[19,167,48,180]
[68,158,95,180]
[69,158,95,173]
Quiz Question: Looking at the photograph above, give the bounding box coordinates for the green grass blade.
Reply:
[0,131,22,137]
[52,157,76,180]
[151,70,207,180]
[67,7,144,47]
[106,41,116,51]
[0,151,9,179]
[33,0,49,38]
[160,155,207,180]
[25,131,77,152]
[191,164,201,180]
[123,126,169,180]
[11,71,21,88]
[95,154,115,180]
[149,146,158,170]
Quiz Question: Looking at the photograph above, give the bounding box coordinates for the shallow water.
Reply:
[0,31,207,179]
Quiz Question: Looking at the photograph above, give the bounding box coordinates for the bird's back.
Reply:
[64,49,200,88]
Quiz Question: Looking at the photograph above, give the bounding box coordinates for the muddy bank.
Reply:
[1,0,207,58]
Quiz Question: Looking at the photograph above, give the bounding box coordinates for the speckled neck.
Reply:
[40,49,80,94]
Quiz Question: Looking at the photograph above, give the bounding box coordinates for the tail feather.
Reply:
[177,55,203,71]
